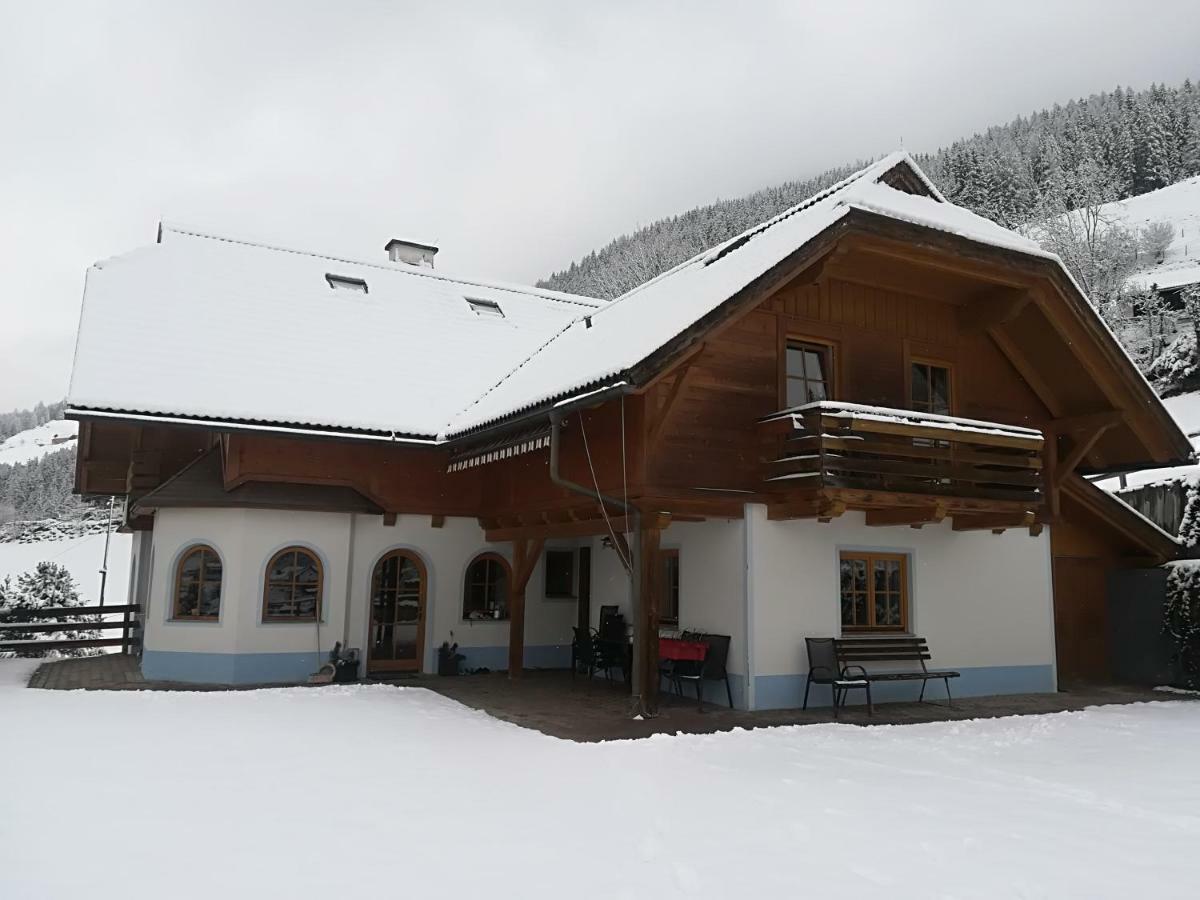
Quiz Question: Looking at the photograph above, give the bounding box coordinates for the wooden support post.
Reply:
[635,523,662,716]
[507,537,544,679]
[1043,431,1059,521]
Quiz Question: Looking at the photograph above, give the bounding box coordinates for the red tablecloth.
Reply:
[659,638,708,662]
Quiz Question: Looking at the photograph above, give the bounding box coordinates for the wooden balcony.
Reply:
[759,402,1045,516]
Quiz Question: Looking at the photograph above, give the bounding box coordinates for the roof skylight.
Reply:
[326,273,368,293]
[466,297,504,318]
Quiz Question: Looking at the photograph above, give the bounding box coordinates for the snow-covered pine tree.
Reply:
[10,562,100,658]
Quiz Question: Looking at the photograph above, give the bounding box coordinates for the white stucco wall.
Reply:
[345,514,579,673]
[139,508,581,682]
[744,503,1056,709]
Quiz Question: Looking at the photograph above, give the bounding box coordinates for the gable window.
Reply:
[544,549,575,598]
[661,549,680,626]
[463,553,511,619]
[785,340,833,407]
[839,551,908,632]
[263,547,323,622]
[910,361,952,416]
[173,545,222,620]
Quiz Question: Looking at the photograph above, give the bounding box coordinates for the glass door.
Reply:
[368,551,426,673]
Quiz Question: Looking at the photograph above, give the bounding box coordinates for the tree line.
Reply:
[0,446,91,525]
[539,79,1200,301]
[0,400,67,444]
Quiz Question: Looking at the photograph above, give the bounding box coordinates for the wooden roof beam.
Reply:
[951,511,1036,533]
[957,288,1031,334]
[987,326,1064,419]
[865,502,949,529]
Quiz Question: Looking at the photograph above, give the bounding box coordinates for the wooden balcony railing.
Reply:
[758,401,1044,506]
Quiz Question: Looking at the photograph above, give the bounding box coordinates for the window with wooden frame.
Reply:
[661,549,680,625]
[910,360,952,416]
[839,551,909,632]
[784,339,834,408]
[463,553,511,620]
[262,547,323,622]
[544,549,576,598]
[172,545,222,620]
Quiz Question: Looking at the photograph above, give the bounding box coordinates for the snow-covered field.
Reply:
[1107,175,1200,293]
[0,418,77,466]
[0,529,131,604]
[0,661,1196,899]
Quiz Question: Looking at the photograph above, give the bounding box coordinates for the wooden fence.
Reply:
[0,604,140,654]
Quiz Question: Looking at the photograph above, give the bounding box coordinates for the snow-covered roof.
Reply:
[70,152,1166,449]
[444,152,1052,436]
[68,224,602,438]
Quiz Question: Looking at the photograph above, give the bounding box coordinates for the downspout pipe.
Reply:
[548,410,649,717]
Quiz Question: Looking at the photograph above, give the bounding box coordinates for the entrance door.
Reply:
[368,551,427,673]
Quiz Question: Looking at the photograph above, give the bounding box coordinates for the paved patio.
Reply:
[22,654,1185,741]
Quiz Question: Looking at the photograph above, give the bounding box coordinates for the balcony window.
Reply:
[785,340,833,407]
[911,362,952,416]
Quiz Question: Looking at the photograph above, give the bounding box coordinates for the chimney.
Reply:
[385,238,438,268]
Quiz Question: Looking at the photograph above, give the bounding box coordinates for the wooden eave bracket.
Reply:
[1049,411,1123,489]
[647,354,702,451]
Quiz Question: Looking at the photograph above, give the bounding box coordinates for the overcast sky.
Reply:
[1,1,1197,411]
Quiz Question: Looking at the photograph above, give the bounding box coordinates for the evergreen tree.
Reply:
[5,562,100,658]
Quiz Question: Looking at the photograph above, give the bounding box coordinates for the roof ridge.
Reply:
[441,155,916,422]
[157,222,603,310]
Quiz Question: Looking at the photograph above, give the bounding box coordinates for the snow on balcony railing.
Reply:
[758,401,1045,503]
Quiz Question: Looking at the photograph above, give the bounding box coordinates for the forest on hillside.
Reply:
[0,400,66,444]
[539,80,1200,301]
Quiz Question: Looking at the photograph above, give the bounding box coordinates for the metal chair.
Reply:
[671,633,734,711]
[802,637,872,718]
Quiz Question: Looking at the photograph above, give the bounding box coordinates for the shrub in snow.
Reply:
[1164,562,1200,687]
[1146,331,1199,394]
[1179,485,1200,548]
[0,562,100,658]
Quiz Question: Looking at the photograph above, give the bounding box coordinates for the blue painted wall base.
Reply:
[142,644,574,685]
[752,664,1055,711]
[142,650,326,685]
[456,644,571,673]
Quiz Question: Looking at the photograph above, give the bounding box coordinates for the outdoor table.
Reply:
[658,637,708,662]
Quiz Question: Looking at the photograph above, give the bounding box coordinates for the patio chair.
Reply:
[671,633,734,711]
[571,627,598,679]
[802,637,872,719]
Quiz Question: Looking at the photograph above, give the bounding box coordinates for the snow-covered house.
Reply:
[65,153,1190,707]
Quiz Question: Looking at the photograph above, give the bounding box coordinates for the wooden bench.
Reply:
[835,636,960,706]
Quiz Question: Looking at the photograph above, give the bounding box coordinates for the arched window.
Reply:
[173,545,223,620]
[262,547,323,622]
[463,553,511,620]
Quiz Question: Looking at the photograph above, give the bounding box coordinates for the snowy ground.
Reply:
[1103,175,1200,293]
[0,418,77,466]
[0,661,1197,899]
